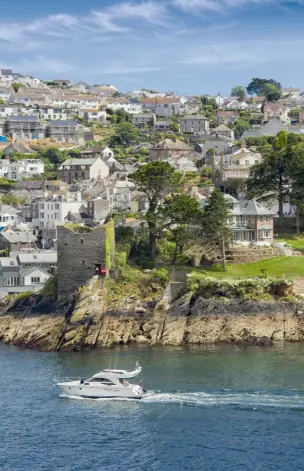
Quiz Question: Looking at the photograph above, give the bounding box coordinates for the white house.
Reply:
[0,204,18,228]
[0,87,13,102]
[35,194,85,228]
[0,69,13,83]
[38,106,76,121]
[49,94,102,109]
[7,159,45,181]
[78,109,106,122]
[106,98,142,114]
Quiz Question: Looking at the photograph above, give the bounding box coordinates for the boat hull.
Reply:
[58,382,144,399]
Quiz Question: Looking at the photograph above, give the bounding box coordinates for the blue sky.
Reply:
[1,0,304,94]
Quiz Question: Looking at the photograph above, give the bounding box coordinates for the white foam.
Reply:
[60,391,304,409]
[141,391,304,409]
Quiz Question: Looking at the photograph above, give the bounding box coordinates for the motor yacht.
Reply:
[57,362,145,399]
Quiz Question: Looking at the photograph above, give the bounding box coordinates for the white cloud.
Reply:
[173,0,304,11]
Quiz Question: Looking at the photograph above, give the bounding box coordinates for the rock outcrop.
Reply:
[0,277,304,351]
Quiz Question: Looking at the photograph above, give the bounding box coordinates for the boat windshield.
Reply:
[89,378,115,385]
[119,379,129,387]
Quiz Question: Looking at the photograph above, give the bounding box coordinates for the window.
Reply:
[31,277,41,283]
[90,378,115,384]
[260,216,263,222]
[245,160,249,165]
[266,216,270,223]
[255,160,259,164]
[55,204,60,209]
[8,277,18,287]
[80,239,84,244]
[39,213,44,219]
[265,231,270,238]
[55,213,59,219]
[235,160,240,165]
[40,204,44,209]
[24,263,31,267]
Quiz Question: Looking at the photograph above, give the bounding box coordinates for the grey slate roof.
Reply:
[61,158,97,167]
[0,257,18,268]
[238,200,275,215]
[48,120,78,126]
[0,230,37,243]
[181,115,207,120]
[0,69,12,75]
[17,252,57,264]
[241,118,293,138]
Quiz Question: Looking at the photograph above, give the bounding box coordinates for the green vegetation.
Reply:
[277,235,304,251]
[246,77,281,101]
[64,223,93,233]
[41,275,57,300]
[202,257,304,279]
[0,193,27,207]
[104,220,115,269]
[187,273,293,300]
[231,85,246,101]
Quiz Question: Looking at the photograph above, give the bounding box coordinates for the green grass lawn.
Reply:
[202,256,304,279]
[277,235,304,251]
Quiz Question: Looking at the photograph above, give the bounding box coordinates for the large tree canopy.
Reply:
[246,78,281,97]
[231,85,246,101]
[129,162,181,258]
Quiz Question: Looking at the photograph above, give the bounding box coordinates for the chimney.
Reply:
[76,191,82,202]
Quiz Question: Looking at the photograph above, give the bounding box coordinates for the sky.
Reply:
[1,0,304,94]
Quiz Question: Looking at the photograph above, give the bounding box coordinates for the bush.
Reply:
[153,268,169,287]
[136,255,155,269]
[187,273,294,299]
[115,251,128,268]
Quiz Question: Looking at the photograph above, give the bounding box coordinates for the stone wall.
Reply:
[57,226,106,297]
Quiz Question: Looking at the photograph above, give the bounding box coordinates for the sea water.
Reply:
[1,342,303,471]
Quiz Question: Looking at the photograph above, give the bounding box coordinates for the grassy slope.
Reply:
[277,236,304,251]
[203,256,304,278]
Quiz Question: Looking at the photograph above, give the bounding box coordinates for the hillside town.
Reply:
[0,69,303,295]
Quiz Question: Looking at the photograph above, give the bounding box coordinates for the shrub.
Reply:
[153,268,169,287]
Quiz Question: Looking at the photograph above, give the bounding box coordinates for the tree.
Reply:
[168,121,180,133]
[247,146,296,225]
[159,193,203,263]
[39,148,65,165]
[231,86,246,101]
[129,162,181,258]
[246,78,281,96]
[200,190,233,271]
[1,193,27,207]
[263,83,281,102]
[234,118,250,139]
[109,121,139,147]
[12,83,25,93]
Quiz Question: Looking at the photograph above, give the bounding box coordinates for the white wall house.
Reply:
[22,267,51,287]
[38,107,76,121]
[0,87,13,102]
[0,69,13,83]
[36,198,85,228]
[7,159,45,181]
[106,99,142,114]
[78,109,106,122]
[0,205,18,228]
[49,95,102,109]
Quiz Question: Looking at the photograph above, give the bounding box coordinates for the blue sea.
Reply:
[1,342,303,471]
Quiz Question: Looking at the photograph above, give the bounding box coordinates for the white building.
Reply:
[49,94,102,109]
[0,69,13,83]
[7,160,45,181]
[0,204,18,228]
[35,193,85,228]
[38,106,76,121]
[78,109,106,122]
[106,99,142,114]
[0,87,13,102]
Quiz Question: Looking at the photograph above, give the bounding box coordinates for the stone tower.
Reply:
[57,222,115,297]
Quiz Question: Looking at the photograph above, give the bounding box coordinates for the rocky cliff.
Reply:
[0,276,304,351]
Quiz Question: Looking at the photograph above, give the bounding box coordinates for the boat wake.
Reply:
[142,390,304,409]
[60,390,304,409]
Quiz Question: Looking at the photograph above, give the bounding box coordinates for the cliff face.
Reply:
[0,277,304,351]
